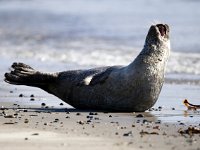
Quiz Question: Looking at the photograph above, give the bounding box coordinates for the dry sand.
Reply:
[0,80,200,150]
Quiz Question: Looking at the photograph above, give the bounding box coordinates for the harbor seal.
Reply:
[4,24,170,112]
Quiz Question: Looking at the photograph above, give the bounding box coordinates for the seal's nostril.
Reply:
[156,24,166,36]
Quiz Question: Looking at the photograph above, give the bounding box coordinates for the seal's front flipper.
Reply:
[4,62,56,87]
[89,67,117,86]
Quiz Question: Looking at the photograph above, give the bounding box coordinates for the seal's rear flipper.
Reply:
[4,62,56,87]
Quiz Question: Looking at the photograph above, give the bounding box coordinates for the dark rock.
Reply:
[136,114,144,118]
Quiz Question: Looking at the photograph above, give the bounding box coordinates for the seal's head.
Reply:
[145,24,170,50]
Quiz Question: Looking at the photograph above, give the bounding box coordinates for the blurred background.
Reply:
[0,0,200,81]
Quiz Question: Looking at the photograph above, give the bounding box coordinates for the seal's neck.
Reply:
[127,39,170,73]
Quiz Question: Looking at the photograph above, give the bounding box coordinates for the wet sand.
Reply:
[0,80,200,150]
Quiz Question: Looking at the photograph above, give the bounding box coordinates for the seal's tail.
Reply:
[4,62,55,87]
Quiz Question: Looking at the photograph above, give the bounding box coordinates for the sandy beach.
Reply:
[1,79,200,150]
[0,0,200,149]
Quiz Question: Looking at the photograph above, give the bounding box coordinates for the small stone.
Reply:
[41,103,46,106]
[24,137,28,140]
[172,108,175,110]
[109,115,112,117]
[89,112,94,115]
[136,114,144,118]
[32,133,39,136]
[55,118,59,122]
[19,94,24,97]
[132,124,135,127]
[77,120,84,125]
[4,115,15,118]
[44,123,48,125]
[87,120,91,123]
[66,116,70,118]
[30,98,35,101]
[123,131,133,136]
[155,120,161,124]
[59,103,64,106]
[30,94,34,97]
[24,119,29,123]
[76,113,81,116]
[1,106,5,110]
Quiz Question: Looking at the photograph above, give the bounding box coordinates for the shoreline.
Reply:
[1,81,200,150]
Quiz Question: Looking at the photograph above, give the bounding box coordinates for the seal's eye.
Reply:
[156,24,166,36]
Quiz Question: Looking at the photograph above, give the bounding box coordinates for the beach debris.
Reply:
[140,130,159,136]
[41,103,46,106]
[30,98,35,101]
[89,112,98,115]
[30,94,34,97]
[4,115,15,118]
[77,120,84,125]
[123,131,133,137]
[155,120,161,124]
[3,122,15,125]
[183,99,200,110]
[76,112,81,116]
[24,119,29,123]
[32,133,39,136]
[153,126,160,130]
[54,118,59,122]
[178,127,200,136]
[19,94,24,97]
[136,114,144,118]
[1,106,5,110]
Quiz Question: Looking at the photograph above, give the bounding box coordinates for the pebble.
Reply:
[30,98,35,101]
[86,115,93,119]
[24,119,29,123]
[77,120,84,125]
[19,94,24,97]
[89,112,98,115]
[41,103,46,106]
[136,114,144,118]
[123,131,133,136]
[30,94,34,97]
[155,120,161,124]
[76,113,81,116]
[109,115,112,117]
[59,103,64,106]
[32,133,39,136]
[4,115,15,118]
[55,118,59,122]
